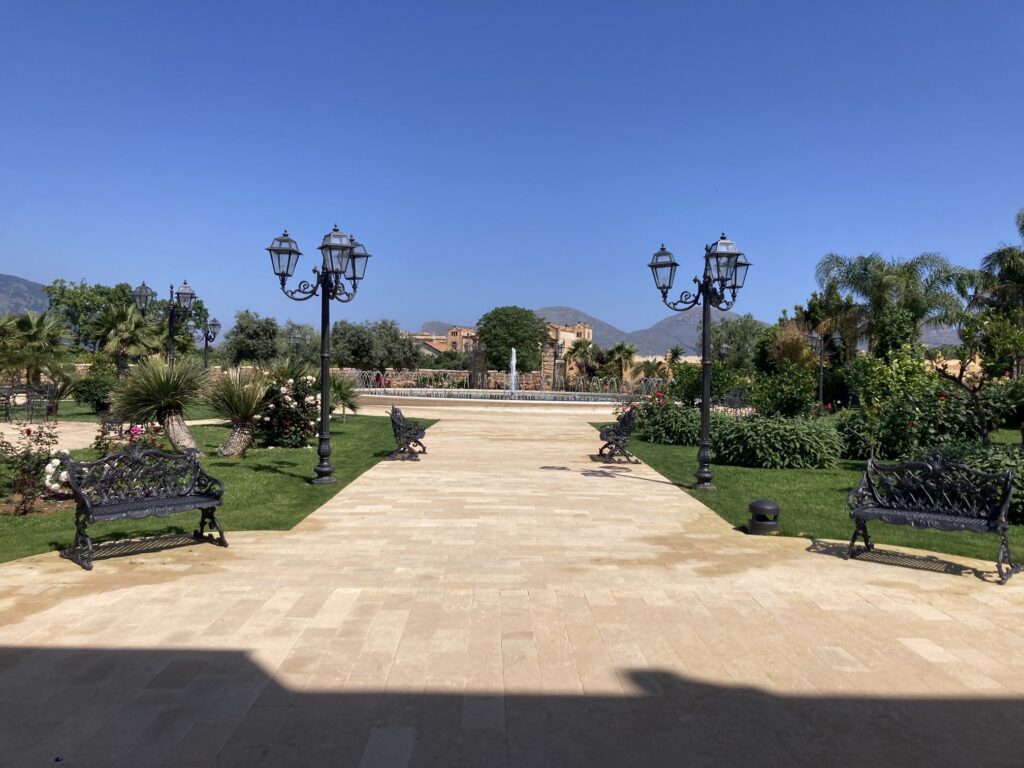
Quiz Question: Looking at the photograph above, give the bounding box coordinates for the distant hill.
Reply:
[0,274,49,315]
[533,306,631,349]
[420,307,961,355]
[536,305,744,355]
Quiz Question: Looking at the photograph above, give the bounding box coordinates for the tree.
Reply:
[111,357,208,452]
[91,303,163,365]
[205,367,271,457]
[330,320,420,370]
[970,208,1024,377]
[475,306,550,372]
[606,341,638,380]
[666,345,686,365]
[564,338,598,377]
[631,359,667,380]
[221,311,279,365]
[7,311,69,383]
[278,321,319,367]
[705,313,762,371]
[43,279,134,349]
[815,252,965,350]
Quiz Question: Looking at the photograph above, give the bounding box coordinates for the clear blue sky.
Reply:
[2,1,1022,335]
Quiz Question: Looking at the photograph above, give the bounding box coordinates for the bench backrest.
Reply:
[65,445,212,508]
[618,409,637,432]
[857,454,1012,521]
[390,406,407,427]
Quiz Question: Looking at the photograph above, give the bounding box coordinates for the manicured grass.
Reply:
[0,414,432,564]
[620,435,1024,565]
[54,400,224,422]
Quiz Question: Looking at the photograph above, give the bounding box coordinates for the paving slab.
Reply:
[1,402,1023,766]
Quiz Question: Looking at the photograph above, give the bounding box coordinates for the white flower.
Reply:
[59,471,68,483]
[287,378,294,385]
[308,420,315,426]
[304,396,315,404]
[268,404,276,410]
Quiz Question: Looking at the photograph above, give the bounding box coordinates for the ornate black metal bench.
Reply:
[846,453,1019,583]
[62,444,227,570]
[597,409,639,464]
[388,406,426,460]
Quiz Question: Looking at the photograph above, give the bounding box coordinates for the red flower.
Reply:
[23,428,31,436]
[937,391,947,400]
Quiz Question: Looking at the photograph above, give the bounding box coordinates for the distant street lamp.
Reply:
[266,225,371,484]
[648,233,751,490]
[132,280,198,368]
[288,331,303,356]
[807,330,840,405]
[201,318,221,369]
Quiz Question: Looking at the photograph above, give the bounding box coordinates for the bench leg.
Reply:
[60,515,95,571]
[845,518,872,560]
[387,438,424,461]
[997,532,1022,584]
[195,508,228,548]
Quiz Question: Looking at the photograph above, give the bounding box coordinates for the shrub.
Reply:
[111,357,208,452]
[257,372,319,448]
[715,416,842,469]
[666,362,739,406]
[749,363,817,417]
[630,395,733,445]
[75,357,118,413]
[936,443,1024,525]
[0,421,60,514]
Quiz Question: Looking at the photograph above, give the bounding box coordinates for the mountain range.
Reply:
[421,306,961,355]
[0,274,48,315]
[0,274,960,353]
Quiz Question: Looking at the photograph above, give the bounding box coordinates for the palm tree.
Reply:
[330,374,361,422]
[606,341,638,381]
[666,345,686,365]
[564,339,597,377]
[631,359,667,380]
[92,303,163,363]
[205,367,270,457]
[111,357,208,452]
[9,311,69,383]
[816,252,965,350]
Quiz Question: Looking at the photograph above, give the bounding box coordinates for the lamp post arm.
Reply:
[326,273,357,304]
[280,270,324,302]
[663,277,703,312]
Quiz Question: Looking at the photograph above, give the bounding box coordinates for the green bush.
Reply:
[74,357,118,413]
[257,370,319,448]
[666,362,739,406]
[749,363,817,417]
[715,416,842,469]
[935,443,1024,525]
[630,397,732,445]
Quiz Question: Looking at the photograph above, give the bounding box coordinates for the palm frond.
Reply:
[206,367,271,423]
[111,357,208,422]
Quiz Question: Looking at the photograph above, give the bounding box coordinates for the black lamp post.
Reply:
[648,233,750,490]
[288,331,303,356]
[266,226,371,484]
[807,330,841,405]
[132,280,197,368]
[201,318,221,369]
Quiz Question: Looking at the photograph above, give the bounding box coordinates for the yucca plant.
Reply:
[42,363,80,416]
[330,374,360,422]
[206,367,271,457]
[111,357,208,452]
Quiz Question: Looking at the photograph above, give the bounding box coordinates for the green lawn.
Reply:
[53,400,224,422]
[0,414,428,564]
[620,430,1024,565]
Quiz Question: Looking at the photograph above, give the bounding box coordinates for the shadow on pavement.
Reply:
[1,646,1020,766]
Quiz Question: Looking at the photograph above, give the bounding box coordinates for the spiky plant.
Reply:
[111,357,208,452]
[330,374,360,422]
[206,367,271,457]
[41,363,79,416]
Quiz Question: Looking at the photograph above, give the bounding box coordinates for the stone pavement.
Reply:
[1,401,1023,767]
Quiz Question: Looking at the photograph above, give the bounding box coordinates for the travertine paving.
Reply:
[1,401,1023,767]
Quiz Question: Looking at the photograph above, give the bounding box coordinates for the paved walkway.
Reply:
[1,402,1023,766]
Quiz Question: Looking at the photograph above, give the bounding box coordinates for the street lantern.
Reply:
[647,233,751,490]
[267,230,302,280]
[266,224,372,484]
[134,280,200,368]
[201,318,220,369]
[132,282,156,314]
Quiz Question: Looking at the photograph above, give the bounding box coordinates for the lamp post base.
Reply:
[312,467,337,485]
[693,466,715,491]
